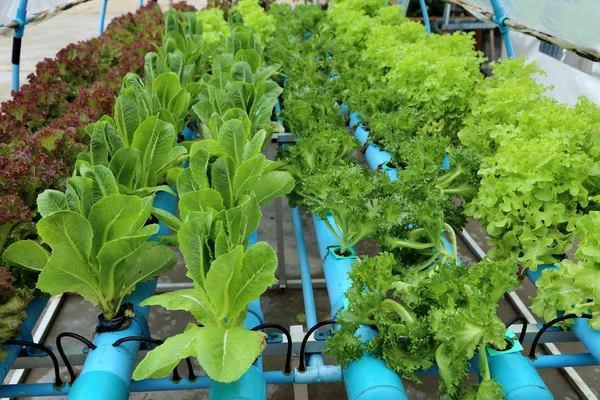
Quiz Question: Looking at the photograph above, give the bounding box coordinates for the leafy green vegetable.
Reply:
[326,253,517,399]
[4,187,176,320]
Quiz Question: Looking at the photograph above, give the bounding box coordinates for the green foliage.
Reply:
[0,285,34,360]
[326,254,517,399]
[532,211,600,329]
[234,0,275,43]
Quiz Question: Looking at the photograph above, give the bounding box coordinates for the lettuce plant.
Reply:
[3,179,176,320]
[326,253,518,399]
[532,211,600,329]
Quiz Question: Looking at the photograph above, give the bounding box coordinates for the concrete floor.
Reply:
[0,1,598,399]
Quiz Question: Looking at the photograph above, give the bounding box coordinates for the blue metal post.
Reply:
[418,0,431,35]
[311,214,408,400]
[489,0,515,58]
[99,0,108,36]
[11,0,28,92]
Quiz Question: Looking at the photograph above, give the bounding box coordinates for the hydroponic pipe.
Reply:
[0,296,49,383]
[209,231,267,400]
[68,191,177,400]
[11,0,28,92]
[311,214,408,400]
[354,125,398,179]
[98,0,108,36]
[487,352,553,400]
[291,207,318,328]
[532,353,598,369]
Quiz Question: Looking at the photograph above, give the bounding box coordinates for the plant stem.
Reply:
[386,238,433,250]
[479,343,491,381]
[381,299,415,324]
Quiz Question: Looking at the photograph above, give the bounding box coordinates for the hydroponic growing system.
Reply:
[0,0,599,399]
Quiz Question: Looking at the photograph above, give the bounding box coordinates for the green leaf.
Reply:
[231,61,253,83]
[65,177,94,218]
[88,195,145,258]
[79,164,120,203]
[36,243,99,305]
[225,197,261,247]
[131,116,177,188]
[151,207,182,232]
[97,225,158,301]
[179,189,225,218]
[114,93,142,146]
[218,119,246,166]
[229,242,277,318]
[37,190,68,218]
[109,148,141,191]
[233,155,266,199]
[120,243,177,296]
[195,326,266,383]
[179,218,212,287]
[205,246,243,320]
[235,49,260,73]
[190,148,210,189]
[242,130,266,162]
[3,240,50,271]
[141,290,212,323]
[176,168,199,197]
[211,156,236,209]
[37,211,92,262]
[253,171,295,206]
[133,324,202,380]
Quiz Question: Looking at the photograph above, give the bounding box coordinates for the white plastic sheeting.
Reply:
[0,0,75,26]
[449,0,600,61]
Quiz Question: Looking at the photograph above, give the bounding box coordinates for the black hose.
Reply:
[5,340,62,386]
[251,323,293,374]
[298,319,336,372]
[528,314,592,359]
[505,316,527,344]
[112,336,187,381]
[56,332,96,383]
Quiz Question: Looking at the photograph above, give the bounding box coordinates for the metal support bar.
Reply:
[418,0,431,34]
[11,0,28,92]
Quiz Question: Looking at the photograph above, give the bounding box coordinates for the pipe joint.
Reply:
[294,364,343,384]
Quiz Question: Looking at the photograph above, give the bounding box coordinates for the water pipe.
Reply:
[208,231,267,400]
[99,0,108,36]
[489,0,515,58]
[418,0,431,35]
[354,124,398,179]
[532,353,598,369]
[11,0,28,92]
[0,297,50,383]
[311,214,407,400]
[487,351,553,399]
[68,191,178,400]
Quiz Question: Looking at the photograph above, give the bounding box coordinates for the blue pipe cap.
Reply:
[344,353,407,400]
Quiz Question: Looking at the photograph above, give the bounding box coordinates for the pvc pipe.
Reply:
[0,296,49,382]
[99,0,108,36]
[348,111,362,129]
[68,279,158,400]
[354,125,398,179]
[571,319,600,364]
[489,0,515,58]
[311,214,407,400]
[418,0,431,35]
[291,207,319,328]
[532,353,598,369]
[339,102,349,115]
[180,124,196,142]
[487,352,553,399]
[11,0,28,92]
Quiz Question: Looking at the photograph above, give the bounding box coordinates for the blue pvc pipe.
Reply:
[311,214,407,400]
[0,296,49,382]
[68,279,158,400]
[354,125,397,179]
[339,102,349,116]
[11,0,28,92]
[348,111,362,129]
[291,207,318,328]
[99,0,108,36]
[533,353,598,369]
[487,352,553,399]
[418,0,431,35]
[180,123,197,142]
[489,0,515,58]
[571,318,600,365]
